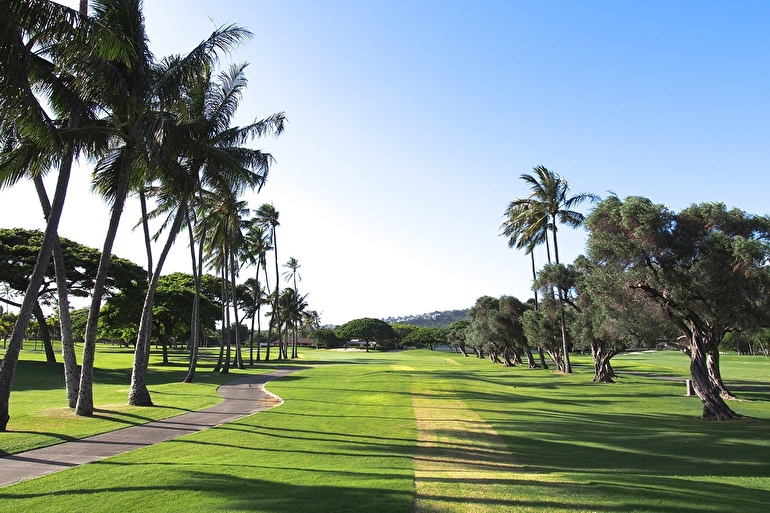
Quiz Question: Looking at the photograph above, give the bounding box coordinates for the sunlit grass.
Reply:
[1,347,769,512]
[0,343,284,455]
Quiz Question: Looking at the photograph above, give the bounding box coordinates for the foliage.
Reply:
[100,273,220,347]
[0,228,146,306]
[400,326,447,349]
[390,323,419,341]
[312,328,343,349]
[336,317,399,350]
[445,319,471,355]
[468,295,534,366]
[586,196,770,419]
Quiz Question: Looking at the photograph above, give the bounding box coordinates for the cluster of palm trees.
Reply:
[0,0,288,429]
[500,166,597,373]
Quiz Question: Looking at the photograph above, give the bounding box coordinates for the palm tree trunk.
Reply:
[229,244,244,370]
[129,204,186,406]
[249,266,259,365]
[273,231,281,360]
[263,263,271,361]
[184,207,206,383]
[76,145,135,416]
[139,188,153,282]
[0,143,76,430]
[33,179,79,404]
[32,301,56,364]
[221,261,232,374]
[551,222,572,373]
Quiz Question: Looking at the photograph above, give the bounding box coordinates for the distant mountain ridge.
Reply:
[384,309,470,328]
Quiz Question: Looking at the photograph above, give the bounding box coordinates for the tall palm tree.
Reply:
[75,0,253,415]
[204,194,249,373]
[255,203,280,360]
[501,201,551,368]
[283,257,302,358]
[0,0,107,428]
[507,166,597,373]
[243,221,272,363]
[128,60,283,399]
[283,257,301,292]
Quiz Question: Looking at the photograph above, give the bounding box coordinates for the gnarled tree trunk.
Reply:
[688,330,737,420]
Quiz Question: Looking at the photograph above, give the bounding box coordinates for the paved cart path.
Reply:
[0,368,296,488]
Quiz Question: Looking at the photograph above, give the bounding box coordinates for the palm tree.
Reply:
[243,221,272,363]
[507,166,597,373]
[283,257,301,292]
[301,309,322,348]
[0,0,105,428]
[128,60,283,399]
[255,203,280,360]
[75,0,254,415]
[279,288,308,359]
[501,201,551,368]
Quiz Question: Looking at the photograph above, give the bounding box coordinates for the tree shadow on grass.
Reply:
[0,470,415,513]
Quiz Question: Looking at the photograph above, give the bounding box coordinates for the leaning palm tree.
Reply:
[0,0,112,428]
[508,166,597,373]
[75,0,254,415]
[255,203,280,360]
[128,60,283,398]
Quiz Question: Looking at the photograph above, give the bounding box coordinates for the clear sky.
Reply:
[3,1,770,326]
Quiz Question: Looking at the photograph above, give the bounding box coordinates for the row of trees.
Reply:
[492,166,770,420]
[0,1,320,430]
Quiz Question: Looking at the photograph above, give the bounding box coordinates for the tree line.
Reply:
[0,1,322,430]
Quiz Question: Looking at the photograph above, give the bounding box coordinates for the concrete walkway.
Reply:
[0,368,296,488]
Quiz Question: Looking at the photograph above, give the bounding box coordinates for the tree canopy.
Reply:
[336,318,398,350]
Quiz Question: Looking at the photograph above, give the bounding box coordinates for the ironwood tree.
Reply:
[586,196,770,419]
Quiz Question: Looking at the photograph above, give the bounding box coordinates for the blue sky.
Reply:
[2,1,770,325]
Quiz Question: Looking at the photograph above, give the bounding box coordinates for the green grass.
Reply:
[0,342,286,455]
[1,347,770,512]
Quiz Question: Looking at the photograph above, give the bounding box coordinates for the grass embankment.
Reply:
[1,347,770,512]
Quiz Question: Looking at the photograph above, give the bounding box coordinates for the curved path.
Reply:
[0,368,296,488]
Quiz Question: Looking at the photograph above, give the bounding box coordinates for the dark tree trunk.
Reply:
[0,149,75,430]
[689,330,737,420]
[524,345,538,368]
[183,207,200,383]
[707,347,737,400]
[591,342,615,383]
[538,346,549,369]
[32,301,56,364]
[228,243,243,369]
[502,348,514,367]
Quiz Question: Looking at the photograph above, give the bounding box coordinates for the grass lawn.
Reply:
[0,342,286,455]
[1,346,770,512]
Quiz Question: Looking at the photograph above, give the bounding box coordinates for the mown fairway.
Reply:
[1,348,769,512]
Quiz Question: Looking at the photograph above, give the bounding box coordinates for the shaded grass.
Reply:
[1,348,769,512]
